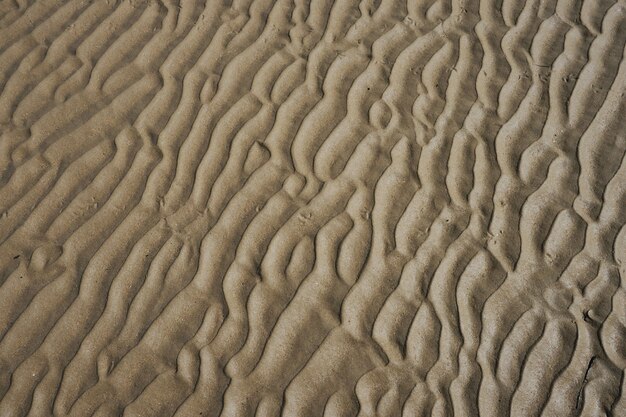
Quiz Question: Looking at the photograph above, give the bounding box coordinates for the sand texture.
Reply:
[1,0,626,416]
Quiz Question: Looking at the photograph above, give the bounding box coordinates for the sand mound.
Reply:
[0,0,625,416]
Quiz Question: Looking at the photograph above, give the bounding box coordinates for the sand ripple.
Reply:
[0,0,625,416]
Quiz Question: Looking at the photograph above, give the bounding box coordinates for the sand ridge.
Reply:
[0,0,625,416]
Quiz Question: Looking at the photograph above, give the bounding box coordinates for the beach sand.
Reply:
[0,0,625,415]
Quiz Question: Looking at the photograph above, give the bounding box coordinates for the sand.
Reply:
[0,0,625,416]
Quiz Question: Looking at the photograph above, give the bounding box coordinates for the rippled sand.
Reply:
[0,0,625,416]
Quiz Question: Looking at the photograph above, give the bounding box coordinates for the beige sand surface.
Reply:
[0,0,625,416]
